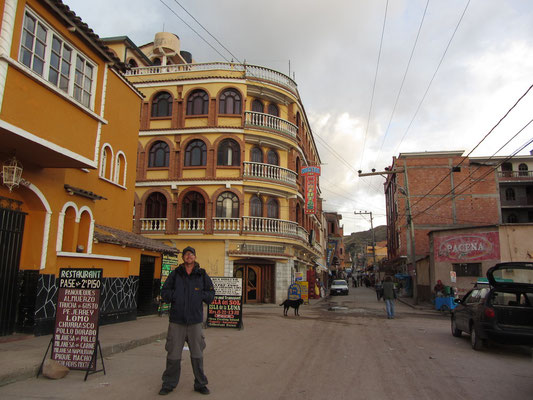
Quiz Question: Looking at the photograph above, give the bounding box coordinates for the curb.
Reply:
[0,331,167,387]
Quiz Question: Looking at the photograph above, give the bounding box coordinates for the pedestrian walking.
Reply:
[382,276,396,319]
[159,246,215,396]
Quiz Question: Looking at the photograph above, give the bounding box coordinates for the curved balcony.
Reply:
[125,62,298,94]
[242,216,298,236]
[244,111,298,139]
[177,218,206,232]
[243,162,297,186]
[140,218,167,231]
[213,218,241,232]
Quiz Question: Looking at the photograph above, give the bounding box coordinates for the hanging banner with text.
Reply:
[207,277,243,329]
[159,254,178,313]
[52,268,102,370]
[302,166,321,214]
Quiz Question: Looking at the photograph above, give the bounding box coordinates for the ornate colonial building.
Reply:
[105,33,327,303]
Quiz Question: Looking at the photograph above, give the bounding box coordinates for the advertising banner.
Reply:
[326,240,338,267]
[288,283,302,300]
[159,254,178,313]
[434,232,500,262]
[302,166,320,214]
[207,277,243,329]
[52,268,102,370]
[296,281,309,304]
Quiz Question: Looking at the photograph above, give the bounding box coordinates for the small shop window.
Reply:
[452,263,481,277]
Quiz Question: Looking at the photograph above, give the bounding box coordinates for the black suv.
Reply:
[450,262,533,350]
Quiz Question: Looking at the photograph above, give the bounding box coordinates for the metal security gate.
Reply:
[0,200,26,336]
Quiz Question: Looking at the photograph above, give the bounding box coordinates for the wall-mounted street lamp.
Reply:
[1,156,24,192]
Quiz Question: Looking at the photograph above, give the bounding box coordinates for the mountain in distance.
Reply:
[343,225,387,258]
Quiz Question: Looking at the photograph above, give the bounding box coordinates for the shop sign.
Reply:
[296,281,309,304]
[302,166,320,214]
[207,277,243,329]
[51,268,102,370]
[434,232,500,262]
[326,240,338,267]
[295,272,303,281]
[288,283,302,300]
[159,254,178,313]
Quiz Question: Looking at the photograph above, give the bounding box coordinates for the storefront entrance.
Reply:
[0,200,26,336]
[234,262,275,303]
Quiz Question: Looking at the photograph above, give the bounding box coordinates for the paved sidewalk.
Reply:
[0,298,326,387]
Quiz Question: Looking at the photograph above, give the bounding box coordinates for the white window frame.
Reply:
[18,7,97,110]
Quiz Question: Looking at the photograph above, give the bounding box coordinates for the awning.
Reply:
[315,261,329,272]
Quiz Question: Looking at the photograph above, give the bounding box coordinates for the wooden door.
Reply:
[235,265,262,303]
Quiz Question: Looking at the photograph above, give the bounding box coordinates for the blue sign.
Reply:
[288,283,302,300]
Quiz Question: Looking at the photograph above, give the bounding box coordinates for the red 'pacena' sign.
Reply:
[434,232,500,262]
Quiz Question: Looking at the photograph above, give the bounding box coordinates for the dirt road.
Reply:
[1,287,531,399]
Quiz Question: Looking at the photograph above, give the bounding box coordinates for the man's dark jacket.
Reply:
[161,262,215,324]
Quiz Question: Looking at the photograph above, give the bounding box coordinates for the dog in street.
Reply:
[280,298,304,316]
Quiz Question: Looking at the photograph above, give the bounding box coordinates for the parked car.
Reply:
[330,280,349,296]
[451,262,533,350]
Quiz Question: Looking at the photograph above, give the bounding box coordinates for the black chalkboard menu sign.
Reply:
[51,268,102,370]
[206,277,243,329]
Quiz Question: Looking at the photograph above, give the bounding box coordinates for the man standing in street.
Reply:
[382,276,396,319]
[159,246,215,396]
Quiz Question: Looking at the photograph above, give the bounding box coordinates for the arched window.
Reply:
[507,213,518,223]
[219,89,242,114]
[61,206,77,252]
[296,111,301,127]
[251,147,263,163]
[184,140,207,166]
[148,141,169,167]
[182,191,205,218]
[152,57,161,66]
[216,192,239,218]
[252,99,264,113]
[519,163,529,176]
[217,139,240,166]
[145,192,167,218]
[267,149,279,166]
[267,198,279,219]
[115,152,126,186]
[77,210,91,253]
[295,157,301,181]
[186,89,209,115]
[128,59,138,68]
[267,103,279,117]
[100,145,113,179]
[151,92,172,117]
[296,203,301,224]
[250,196,262,217]
[505,188,516,201]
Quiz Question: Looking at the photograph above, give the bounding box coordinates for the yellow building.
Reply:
[105,32,326,304]
[0,0,175,336]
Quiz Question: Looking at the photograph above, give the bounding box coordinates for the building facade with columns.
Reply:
[105,33,326,304]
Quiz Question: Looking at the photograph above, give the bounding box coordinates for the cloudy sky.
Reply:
[65,0,533,234]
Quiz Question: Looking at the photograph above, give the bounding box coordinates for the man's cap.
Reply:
[182,246,196,256]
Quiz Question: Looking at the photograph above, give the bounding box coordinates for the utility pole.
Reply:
[354,211,376,276]
[398,170,418,305]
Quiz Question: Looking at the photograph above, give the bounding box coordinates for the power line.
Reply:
[158,0,231,62]
[409,83,533,210]
[411,133,533,220]
[393,0,471,154]
[374,0,430,167]
[360,0,389,169]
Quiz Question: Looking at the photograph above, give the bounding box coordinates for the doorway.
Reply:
[137,255,158,316]
[235,265,261,303]
[0,202,26,336]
